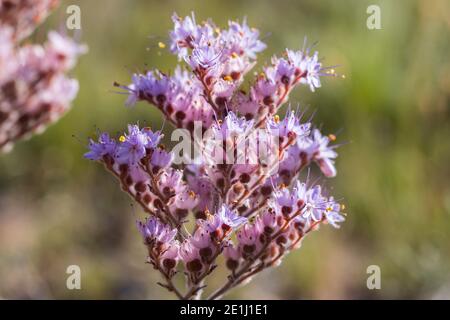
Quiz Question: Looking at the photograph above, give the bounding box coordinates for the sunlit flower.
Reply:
[86,12,345,300]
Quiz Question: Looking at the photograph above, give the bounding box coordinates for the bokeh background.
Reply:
[1,0,449,299]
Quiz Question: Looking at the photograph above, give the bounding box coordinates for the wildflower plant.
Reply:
[0,0,86,152]
[86,13,346,300]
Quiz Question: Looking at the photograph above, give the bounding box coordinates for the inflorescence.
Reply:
[85,12,345,300]
[0,0,86,152]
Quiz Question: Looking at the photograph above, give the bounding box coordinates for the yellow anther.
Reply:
[158,42,166,49]
[341,204,346,210]
[279,183,286,189]
[231,52,239,59]
[119,135,126,143]
[188,190,196,198]
[223,75,233,82]
[341,74,346,79]
[328,134,336,141]
[204,208,212,218]
[329,69,335,75]
[215,27,221,34]
[274,115,280,123]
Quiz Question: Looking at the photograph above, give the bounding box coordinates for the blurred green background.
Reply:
[1,0,449,299]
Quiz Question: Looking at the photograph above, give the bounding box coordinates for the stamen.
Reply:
[274,115,280,123]
[223,75,233,82]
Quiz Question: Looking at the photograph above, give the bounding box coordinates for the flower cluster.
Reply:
[87,13,345,300]
[0,0,86,152]
[0,0,57,41]
[85,124,199,224]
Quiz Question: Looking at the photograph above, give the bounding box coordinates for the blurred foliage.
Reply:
[0,0,449,299]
